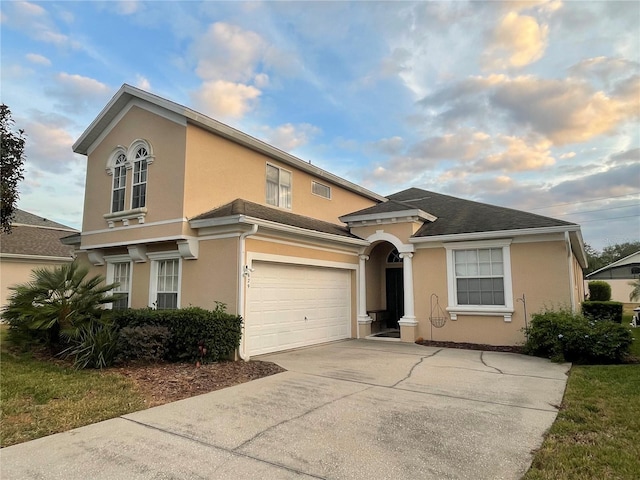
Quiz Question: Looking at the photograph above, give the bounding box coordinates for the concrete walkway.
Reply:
[0,340,570,480]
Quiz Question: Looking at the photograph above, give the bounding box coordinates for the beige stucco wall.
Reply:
[82,106,187,235]
[184,124,376,223]
[584,278,635,303]
[351,222,421,245]
[0,258,73,310]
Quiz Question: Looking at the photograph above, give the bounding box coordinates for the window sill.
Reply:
[446,306,514,322]
[103,207,147,228]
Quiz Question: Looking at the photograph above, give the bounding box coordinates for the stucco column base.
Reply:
[358,315,372,338]
[399,317,418,343]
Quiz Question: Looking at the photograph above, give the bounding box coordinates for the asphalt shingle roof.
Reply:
[1,209,77,257]
[192,199,356,238]
[346,188,577,238]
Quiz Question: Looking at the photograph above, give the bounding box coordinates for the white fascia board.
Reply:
[191,214,369,247]
[409,225,582,245]
[586,250,640,277]
[0,253,74,262]
[340,209,437,224]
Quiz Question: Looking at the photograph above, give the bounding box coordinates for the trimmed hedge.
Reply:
[112,305,242,362]
[523,307,632,363]
[582,301,623,324]
[588,280,611,301]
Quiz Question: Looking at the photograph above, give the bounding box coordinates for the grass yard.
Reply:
[0,326,145,447]
[524,326,640,480]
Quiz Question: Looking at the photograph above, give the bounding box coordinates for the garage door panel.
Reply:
[246,262,351,356]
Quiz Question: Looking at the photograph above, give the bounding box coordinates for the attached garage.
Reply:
[245,261,352,356]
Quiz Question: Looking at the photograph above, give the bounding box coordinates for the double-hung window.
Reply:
[266,164,292,208]
[153,258,180,310]
[132,147,148,209]
[106,256,132,310]
[112,153,127,212]
[445,239,513,321]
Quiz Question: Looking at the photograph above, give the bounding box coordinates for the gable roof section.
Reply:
[1,209,77,258]
[344,187,578,237]
[74,84,386,204]
[190,199,359,239]
[585,251,640,278]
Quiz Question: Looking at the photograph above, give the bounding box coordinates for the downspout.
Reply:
[238,222,258,361]
[565,231,576,312]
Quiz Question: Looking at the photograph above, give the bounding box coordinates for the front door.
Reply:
[385,268,404,329]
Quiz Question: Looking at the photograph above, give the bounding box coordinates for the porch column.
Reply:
[398,252,417,342]
[357,254,372,337]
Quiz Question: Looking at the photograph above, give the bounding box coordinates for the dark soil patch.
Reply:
[114,360,286,407]
[416,339,525,354]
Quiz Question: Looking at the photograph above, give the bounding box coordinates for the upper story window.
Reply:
[312,181,331,199]
[112,153,127,213]
[266,163,292,209]
[132,146,149,209]
[104,140,154,227]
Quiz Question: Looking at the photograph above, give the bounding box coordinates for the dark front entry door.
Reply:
[385,268,404,329]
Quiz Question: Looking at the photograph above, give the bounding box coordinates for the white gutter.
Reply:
[566,231,576,312]
[409,225,582,244]
[237,221,258,361]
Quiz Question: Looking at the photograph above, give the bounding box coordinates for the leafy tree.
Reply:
[584,241,640,275]
[2,260,120,347]
[0,104,26,233]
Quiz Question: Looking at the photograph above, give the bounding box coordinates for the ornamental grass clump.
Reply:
[523,307,633,364]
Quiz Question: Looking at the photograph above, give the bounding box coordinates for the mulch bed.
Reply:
[113,360,286,407]
[415,339,525,354]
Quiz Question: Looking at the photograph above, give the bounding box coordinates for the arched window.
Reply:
[132,146,148,209]
[387,248,402,263]
[112,153,127,212]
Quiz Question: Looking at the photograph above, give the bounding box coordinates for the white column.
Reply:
[399,252,417,325]
[357,254,372,324]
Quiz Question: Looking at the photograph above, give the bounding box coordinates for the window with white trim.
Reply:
[106,256,132,310]
[266,164,292,208]
[454,248,504,305]
[112,262,131,310]
[444,239,514,321]
[112,153,127,213]
[155,258,180,310]
[311,181,331,199]
[132,146,148,209]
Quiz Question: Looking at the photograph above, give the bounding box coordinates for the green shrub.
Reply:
[112,304,242,362]
[116,325,171,363]
[582,301,623,323]
[61,321,120,369]
[523,307,633,363]
[588,280,611,301]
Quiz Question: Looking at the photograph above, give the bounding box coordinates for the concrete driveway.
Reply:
[1,340,569,480]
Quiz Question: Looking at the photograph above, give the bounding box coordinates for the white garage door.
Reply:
[246,262,352,356]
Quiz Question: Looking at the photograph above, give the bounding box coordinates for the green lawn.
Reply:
[524,326,640,480]
[0,326,145,447]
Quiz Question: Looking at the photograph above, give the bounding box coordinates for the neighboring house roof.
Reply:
[585,251,640,278]
[1,209,78,258]
[191,199,358,239]
[73,84,386,204]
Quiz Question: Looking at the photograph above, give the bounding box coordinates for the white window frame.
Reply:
[266,163,292,209]
[105,254,133,310]
[148,251,182,310]
[311,180,331,200]
[444,239,514,322]
[131,144,149,210]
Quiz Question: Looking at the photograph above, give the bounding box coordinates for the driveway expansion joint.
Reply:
[120,416,327,479]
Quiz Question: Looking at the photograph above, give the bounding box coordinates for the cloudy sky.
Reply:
[1,0,638,251]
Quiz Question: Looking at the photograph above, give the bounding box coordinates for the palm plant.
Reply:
[630,278,640,302]
[2,260,119,347]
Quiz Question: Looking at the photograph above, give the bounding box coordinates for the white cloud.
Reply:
[483,11,548,69]
[191,80,261,119]
[259,123,321,152]
[135,75,151,91]
[25,53,51,66]
[477,134,555,172]
[23,120,78,174]
[45,73,112,114]
[115,1,142,15]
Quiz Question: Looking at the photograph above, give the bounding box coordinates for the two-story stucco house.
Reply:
[67,84,587,358]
